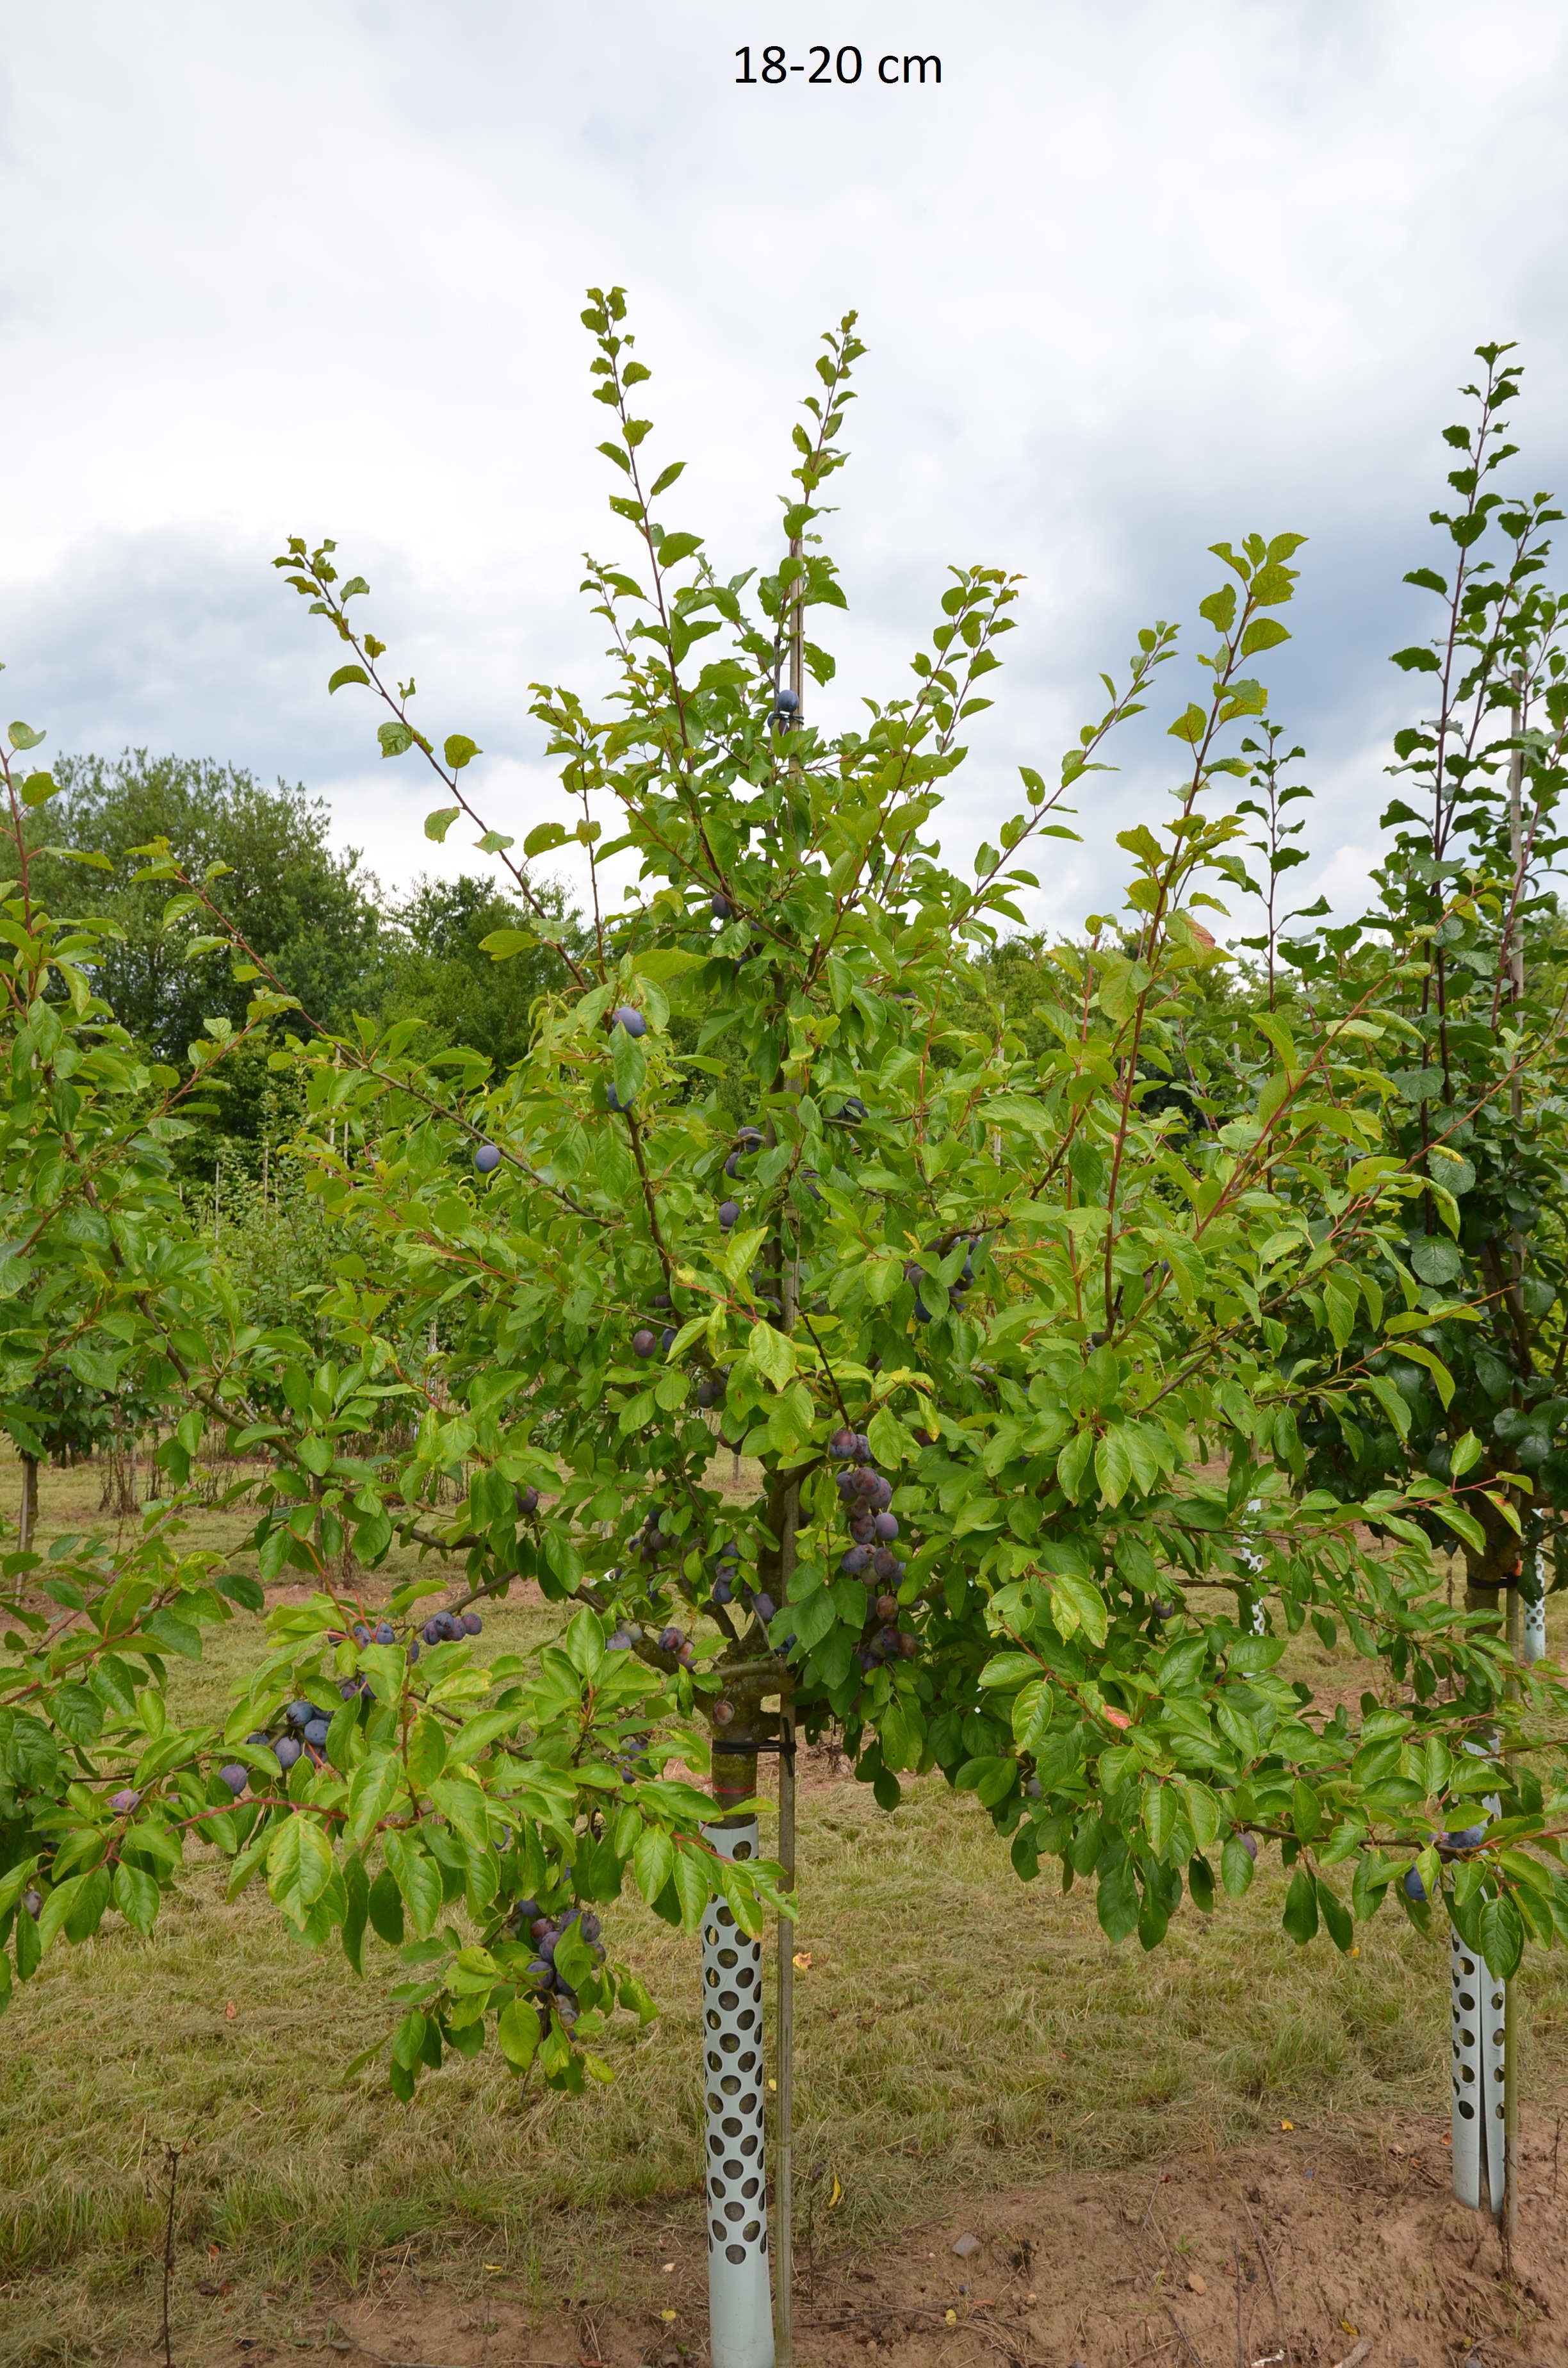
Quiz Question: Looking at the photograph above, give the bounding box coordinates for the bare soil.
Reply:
[111,2113,1568,2368]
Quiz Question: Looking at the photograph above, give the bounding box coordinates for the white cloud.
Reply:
[2,0,1567,939]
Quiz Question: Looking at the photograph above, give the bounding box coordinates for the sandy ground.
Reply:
[116,2110,1567,2368]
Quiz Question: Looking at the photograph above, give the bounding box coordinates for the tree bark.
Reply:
[18,1454,37,1551]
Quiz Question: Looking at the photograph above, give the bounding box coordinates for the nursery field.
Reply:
[4,1458,1568,2368]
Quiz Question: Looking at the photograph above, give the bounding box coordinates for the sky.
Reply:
[3,0,1567,945]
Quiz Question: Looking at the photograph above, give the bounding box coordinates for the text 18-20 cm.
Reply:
[735,47,942,85]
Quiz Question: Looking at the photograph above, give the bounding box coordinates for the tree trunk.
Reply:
[18,1454,38,1551]
[98,1432,138,1518]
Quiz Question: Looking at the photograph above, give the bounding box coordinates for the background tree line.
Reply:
[31,750,585,1185]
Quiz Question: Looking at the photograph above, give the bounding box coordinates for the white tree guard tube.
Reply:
[701,1817,774,2368]
[1523,1550,1547,1665]
[1451,1925,1507,2211]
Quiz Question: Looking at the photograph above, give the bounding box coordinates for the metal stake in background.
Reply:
[1504,1583,1523,2249]
[1507,681,1548,1673]
[788,531,804,719]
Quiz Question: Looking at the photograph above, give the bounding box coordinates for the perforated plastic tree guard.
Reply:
[1522,1551,1546,1666]
[1451,1925,1507,2211]
[701,1818,774,2368]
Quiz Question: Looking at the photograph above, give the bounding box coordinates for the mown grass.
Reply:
[3,1455,1567,2363]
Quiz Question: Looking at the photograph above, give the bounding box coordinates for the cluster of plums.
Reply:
[419,1608,484,1647]
[608,1512,694,1660]
[908,1235,981,1325]
[1403,1826,1488,1900]
[627,1504,676,1574]
[830,1427,920,1672]
[631,1289,730,1408]
[711,1538,780,1630]
[718,1124,765,1231]
[218,1608,484,1790]
[506,1896,605,2027]
[238,1693,341,1782]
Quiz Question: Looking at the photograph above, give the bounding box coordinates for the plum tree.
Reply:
[187,285,1568,2102]
[0,712,293,1977]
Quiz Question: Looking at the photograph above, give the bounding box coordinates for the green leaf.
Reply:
[348,1750,402,1847]
[865,1405,911,1468]
[1143,1783,1177,1858]
[294,1820,336,1905]
[7,722,45,750]
[341,1855,369,1975]
[428,1773,491,1853]
[1410,1237,1463,1288]
[424,806,461,841]
[405,1716,447,1791]
[523,823,569,856]
[671,1846,711,1927]
[391,2009,429,2071]
[1096,1855,1141,1944]
[444,735,482,769]
[139,1607,202,1659]
[633,1826,674,1905]
[1315,1876,1353,1953]
[328,665,370,693]
[19,772,57,807]
[498,1994,540,2068]
[1364,1376,1412,1442]
[1221,1834,1256,1897]
[479,929,535,961]
[1056,1431,1095,1503]
[1477,1893,1523,1980]
[633,948,706,983]
[1282,1868,1319,1945]
[1095,1428,1132,1506]
[979,1652,1041,1690]
[1049,1570,1108,1649]
[379,721,416,758]
[747,1319,796,1390]
[384,1834,443,1937]
[368,1867,404,1945]
[113,1861,161,1937]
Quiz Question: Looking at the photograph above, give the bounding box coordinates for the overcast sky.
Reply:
[3,1,1567,944]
